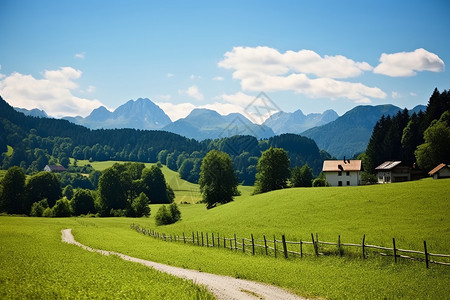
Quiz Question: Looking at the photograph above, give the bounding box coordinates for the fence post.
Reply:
[300,240,303,258]
[217,233,220,248]
[338,235,342,256]
[251,234,255,255]
[234,234,237,251]
[362,234,366,259]
[223,237,226,248]
[393,238,397,263]
[424,240,429,269]
[230,239,233,251]
[264,235,268,255]
[282,235,288,259]
[192,232,195,244]
[183,232,186,244]
[201,232,204,246]
[242,238,245,253]
[274,236,277,258]
[206,233,209,247]
[311,233,318,256]
[212,233,214,247]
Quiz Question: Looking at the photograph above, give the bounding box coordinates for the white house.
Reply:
[375,161,411,183]
[428,163,450,179]
[322,160,362,186]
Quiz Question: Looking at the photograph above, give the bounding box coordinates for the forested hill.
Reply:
[0,96,329,184]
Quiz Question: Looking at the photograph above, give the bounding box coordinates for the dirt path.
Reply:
[62,229,307,300]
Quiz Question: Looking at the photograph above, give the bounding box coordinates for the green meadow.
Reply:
[1,162,449,299]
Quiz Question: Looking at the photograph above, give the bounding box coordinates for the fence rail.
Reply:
[130,224,450,269]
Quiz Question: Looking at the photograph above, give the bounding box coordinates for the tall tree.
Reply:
[291,164,313,187]
[98,167,127,214]
[71,189,95,215]
[0,166,27,214]
[142,165,172,204]
[254,147,290,194]
[199,150,238,209]
[415,111,450,170]
[26,171,62,208]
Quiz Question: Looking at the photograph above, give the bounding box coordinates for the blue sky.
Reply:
[0,0,449,122]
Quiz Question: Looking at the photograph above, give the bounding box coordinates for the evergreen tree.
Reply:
[142,165,172,204]
[291,164,313,187]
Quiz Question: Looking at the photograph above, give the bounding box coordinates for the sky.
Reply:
[0,0,449,123]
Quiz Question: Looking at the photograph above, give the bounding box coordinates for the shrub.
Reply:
[155,203,181,226]
[30,199,49,217]
[52,198,72,217]
[131,192,150,217]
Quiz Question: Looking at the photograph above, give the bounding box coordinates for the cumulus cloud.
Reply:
[218,46,385,103]
[155,102,196,121]
[180,85,204,100]
[0,67,105,117]
[213,76,224,81]
[167,73,174,78]
[373,48,445,77]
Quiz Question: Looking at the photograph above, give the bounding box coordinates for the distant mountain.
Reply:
[162,108,275,141]
[302,104,426,159]
[14,107,49,118]
[63,98,171,130]
[263,109,339,135]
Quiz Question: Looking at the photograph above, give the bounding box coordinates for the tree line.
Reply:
[362,88,450,173]
[0,162,179,219]
[1,96,330,186]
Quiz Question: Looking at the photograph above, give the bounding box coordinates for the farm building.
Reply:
[322,159,362,186]
[375,161,411,183]
[44,164,67,173]
[428,163,450,179]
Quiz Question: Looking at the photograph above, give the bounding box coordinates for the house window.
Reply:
[346,171,350,176]
[338,181,342,186]
[338,171,342,176]
[347,181,350,186]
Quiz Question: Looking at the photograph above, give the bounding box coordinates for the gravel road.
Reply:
[62,229,307,300]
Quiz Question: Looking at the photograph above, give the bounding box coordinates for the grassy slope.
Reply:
[69,178,450,299]
[0,217,214,299]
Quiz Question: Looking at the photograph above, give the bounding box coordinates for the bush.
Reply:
[155,203,181,226]
[30,199,49,217]
[312,177,328,187]
[52,198,72,217]
[42,207,53,217]
[71,189,95,215]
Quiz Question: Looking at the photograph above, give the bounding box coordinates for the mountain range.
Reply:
[13,97,426,159]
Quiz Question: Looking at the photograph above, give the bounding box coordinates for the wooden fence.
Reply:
[130,224,450,269]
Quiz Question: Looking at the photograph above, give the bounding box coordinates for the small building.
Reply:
[428,163,450,179]
[322,159,362,186]
[44,164,67,173]
[375,161,411,184]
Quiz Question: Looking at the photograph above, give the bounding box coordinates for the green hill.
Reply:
[157,178,450,253]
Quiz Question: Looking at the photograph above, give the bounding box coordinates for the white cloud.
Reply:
[0,67,105,117]
[392,91,401,99]
[218,46,385,103]
[74,52,86,59]
[373,48,445,77]
[409,92,417,97]
[167,73,174,78]
[190,74,201,80]
[213,76,224,81]
[180,85,204,101]
[219,46,373,79]
[156,102,196,121]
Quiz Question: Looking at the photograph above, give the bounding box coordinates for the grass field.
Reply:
[0,217,214,299]
[2,160,449,299]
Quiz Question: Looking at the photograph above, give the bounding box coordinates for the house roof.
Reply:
[428,163,449,175]
[322,160,362,172]
[45,165,67,172]
[375,161,403,171]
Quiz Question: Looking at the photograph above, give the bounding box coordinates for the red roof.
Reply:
[428,163,449,175]
[322,160,362,172]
